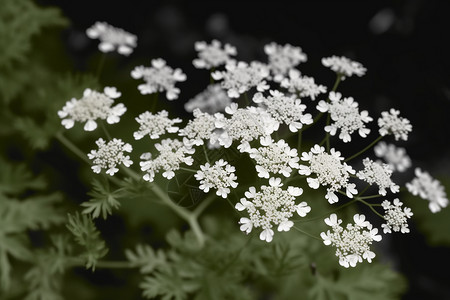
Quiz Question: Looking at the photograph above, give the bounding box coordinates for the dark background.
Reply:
[37,0,450,299]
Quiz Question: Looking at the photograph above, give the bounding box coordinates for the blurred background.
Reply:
[10,0,450,298]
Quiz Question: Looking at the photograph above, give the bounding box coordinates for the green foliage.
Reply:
[81,178,122,219]
[167,171,204,207]
[125,244,167,274]
[66,213,108,270]
[0,158,46,195]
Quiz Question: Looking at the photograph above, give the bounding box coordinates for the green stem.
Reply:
[55,132,91,164]
[68,258,134,269]
[297,129,303,153]
[356,198,385,219]
[296,199,357,223]
[292,226,322,241]
[96,53,106,78]
[193,193,216,218]
[356,184,370,198]
[358,194,383,200]
[179,167,197,173]
[100,121,112,140]
[202,144,210,164]
[344,135,383,162]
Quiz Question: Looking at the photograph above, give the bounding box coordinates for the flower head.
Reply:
[58,87,126,131]
[321,213,382,268]
[381,199,413,234]
[235,178,310,242]
[378,109,412,141]
[178,109,217,146]
[88,138,133,176]
[131,58,186,100]
[253,90,313,132]
[356,158,399,196]
[374,141,411,172]
[406,168,448,213]
[133,110,182,140]
[193,40,237,69]
[316,91,372,143]
[321,55,367,79]
[140,138,195,182]
[194,159,238,198]
[86,22,137,55]
[264,42,307,81]
[299,145,357,203]
[184,84,232,114]
[280,69,327,100]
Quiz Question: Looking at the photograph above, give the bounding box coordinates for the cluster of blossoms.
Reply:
[184,84,232,114]
[193,40,237,69]
[378,109,413,141]
[86,22,137,55]
[58,87,126,131]
[88,138,133,176]
[321,214,382,268]
[357,158,399,196]
[178,109,217,146]
[194,159,238,198]
[264,42,307,81]
[133,110,182,140]
[374,141,411,172]
[280,69,327,100]
[236,178,311,242]
[321,55,367,79]
[381,199,413,234]
[131,58,187,100]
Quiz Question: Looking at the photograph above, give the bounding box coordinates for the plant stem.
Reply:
[356,198,385,219]
[202,144,210,164]
[292,226,322,241]
[344,135,383,162]
[55,132,91,164]
[297,129,303,153]
[358,194,383,200]
[100,121,112,140]
[68,258,135,269]
[296,199,356,223]
[179,167,197,173]
[96,53,106,78]
[193,193,216,218]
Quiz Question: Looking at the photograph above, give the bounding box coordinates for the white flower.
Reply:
[406,168,449,213]
[184,84,232,114]
[195,159,237,198]
[87,138,133,176]
[264,42,307,82]
[133,110,182,140]
[321,55,367,79]
[248,136,300,178]
[131,58,186,100]
[58,87,126,131]
[178,109,217,146]
[320,213,382,268]
[139,138,195,182]
[378,109,412,141]
[357,158,399,196]
[253,90,313,132]
[235,178,310,242]
[299,145,357,203]
[374,141,411,172]
[193,40,237,69]
[211,61,269,98]
[86,22,137,55]
[317,91,372,143]
[381,199,413,234]
[214,104,279,149]
[280,69,327,100]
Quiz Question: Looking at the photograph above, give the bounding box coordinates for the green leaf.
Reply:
[0,159,46,196]
[81,178,122,219]
[125,244,167,274]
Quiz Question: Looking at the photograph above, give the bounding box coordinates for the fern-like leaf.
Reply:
[125,244,167,274]
[81,178,122,219]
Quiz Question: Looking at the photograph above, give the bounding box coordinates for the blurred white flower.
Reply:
[280,69,327,100]
[264,42,307,82]
[322,55,366,79]
[184,84,232,114]
[374,141,411,172]
[86,22,137,55]
[193,40,237,69]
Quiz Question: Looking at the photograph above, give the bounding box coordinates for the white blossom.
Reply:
[86,22,137,55]
[139,138,195,182]
[299,145,357,203]
[235,178,310,242]
[194,159,238,198]
[374,141,411,172]
[193,40,237,69]
[357,158,399,196]
[131,58,186,100]
[264,42,307,82]
[178,109,217,146]
[214,103,279,149]
[280,69,327,100]
[184,84,232,114]
[58,87,126,131]
[133,110,182,140]
[248,136,300,178]
[321,55,367,79]
[378,109,412,141]
[317,91,372,143]
[253,90,313,132]
[321,213,382,268]
[211,61,269,98]
[406,168,449,213]
[87,138,133,176]
[381,199,413,234]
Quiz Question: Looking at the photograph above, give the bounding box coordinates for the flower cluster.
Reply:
[193,40,237,69]
[184,84,232,114]
[253,90,313,132]
[140,139,195,182]
[357,158,399,196]
[406,168,449,213]
[131,58,186,100]
[264,42,307,81]
[378,109,412,141]
[86,22,137,55]
[374,141,411,172]
[299,145,357,203]
[321,214,382,268]
[88,138,133,176]
[317,91,372,142]
[194,159,238,198]
[236,178,310,242]
[321,55,367,79]
[178,109,217,146]
[381,199,413,234]
[212,61,269,98]
[280,69,327,100]
[58,87,126,131]
[133,110,182,140]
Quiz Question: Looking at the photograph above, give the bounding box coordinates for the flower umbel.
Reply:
[378,109,412,141]
[356,158,399,196]
[374,141,411,172]
[280,69,327,100]
[88,138,133,176]
[193,40,237,69]
[178,109,217,146]
[184,84,232,114]
[321,55,367,79]
[381,199,413,234]
[194,159,238,198]
[264,42,307,81]
[86,22,137,55]
[133,110,182,140]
